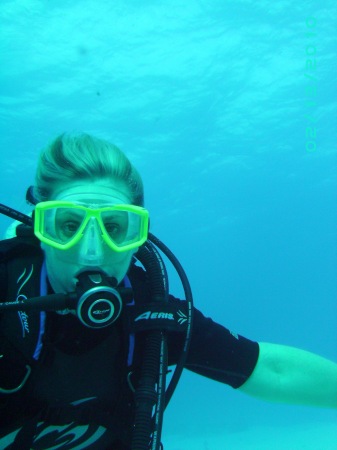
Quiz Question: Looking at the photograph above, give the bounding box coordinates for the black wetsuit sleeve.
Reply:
[168,297,259,389]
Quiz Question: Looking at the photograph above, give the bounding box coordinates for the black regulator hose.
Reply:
[0,204,32,227]
[132,234,194,449]
[148,233,194,408]
[131,240,169,450]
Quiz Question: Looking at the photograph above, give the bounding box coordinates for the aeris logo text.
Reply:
[135,311,174,321]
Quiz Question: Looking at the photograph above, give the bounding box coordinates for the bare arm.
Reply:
[239,342,337,408]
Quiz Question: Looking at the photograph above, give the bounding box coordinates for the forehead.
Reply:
[51,179,132,205]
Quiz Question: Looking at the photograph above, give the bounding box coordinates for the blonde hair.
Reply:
[33,133,144,206]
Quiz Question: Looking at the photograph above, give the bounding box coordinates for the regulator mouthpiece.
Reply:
[75,271,122,328]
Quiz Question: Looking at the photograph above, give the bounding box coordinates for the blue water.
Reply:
[0,1,336,448]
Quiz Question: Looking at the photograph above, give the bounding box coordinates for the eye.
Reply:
[59,220,81,237]
[104,222,127,243]
[54,208,85,241]
[101,211,128,243]
[105,222,121,236]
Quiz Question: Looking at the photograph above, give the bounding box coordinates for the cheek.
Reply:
[109,251,134,281]
[42,246,70,287]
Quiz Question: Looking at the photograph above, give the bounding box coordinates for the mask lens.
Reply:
[101,210,143,249]
[41,206,87,246]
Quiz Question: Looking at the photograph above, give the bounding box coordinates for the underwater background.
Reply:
[0,1,336,448]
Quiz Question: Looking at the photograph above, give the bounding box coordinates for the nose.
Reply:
[78,218,104,265]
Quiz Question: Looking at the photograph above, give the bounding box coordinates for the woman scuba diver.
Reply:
[0,133,336,450]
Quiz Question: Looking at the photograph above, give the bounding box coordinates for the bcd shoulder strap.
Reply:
[0,231,44,394]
